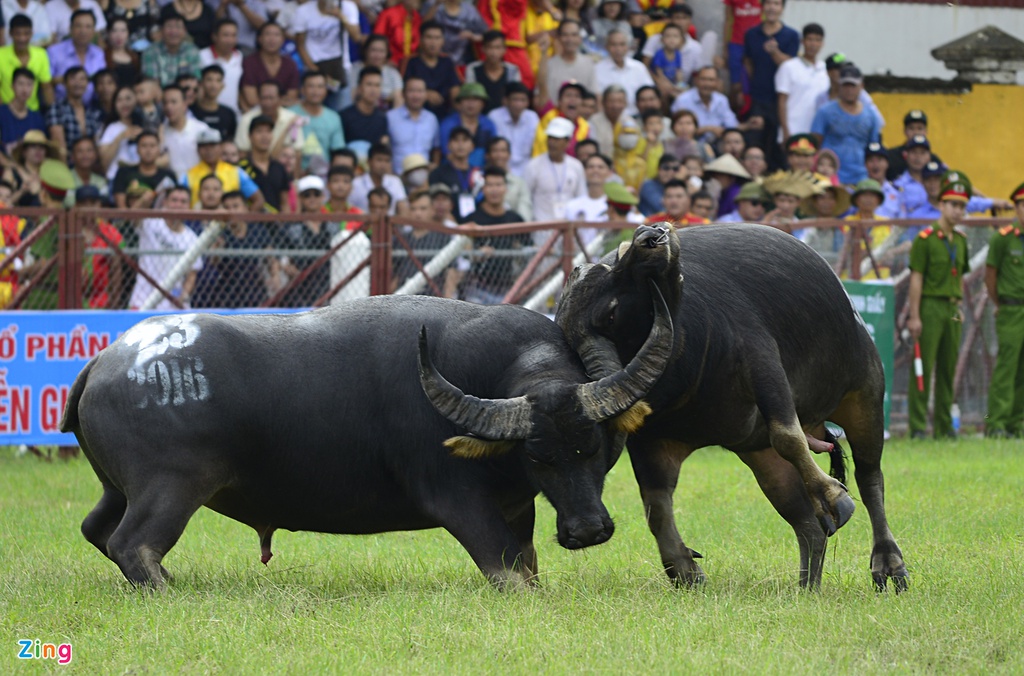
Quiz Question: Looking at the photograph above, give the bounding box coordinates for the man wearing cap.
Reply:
[183,128,263,210]
[886,109,941,182]
[835,178,889,279]
[429,126,480,221]
[487,82,538,178]
[539,20,596,108]
[784,132,817,172]
[813,53,884,131]
[351,143,408,217]
[594,29,654,118]
[906,172,972,439]
[142,12,201,88]
[532,80,590,158]
[439,82,497,167]
[891,134,932,217]
[906,162,1008,224]
[810,63,879,185]
[74,185,124,309]
[984,181,1024,438]
[525,115,586,223]
[605,181,644,225]
[718,181,771,223]
[863,142,902,219]
[281,175,338,306]
[647,178,708,226]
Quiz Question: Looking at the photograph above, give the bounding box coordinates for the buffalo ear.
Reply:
[444,436,517,459]
[610,400,652,434]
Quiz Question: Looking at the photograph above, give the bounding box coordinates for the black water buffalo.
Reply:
[61,295,672,589]
[556,223,907,590]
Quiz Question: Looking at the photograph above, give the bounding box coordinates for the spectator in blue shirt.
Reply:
[0,68,45,156]
[810,64,879,186]
[439,82,496,167]
[386,77,440,175]
[742,0,799,168]
[638,153,679,217]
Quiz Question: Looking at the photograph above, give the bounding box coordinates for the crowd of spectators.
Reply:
[0,0,1017,311]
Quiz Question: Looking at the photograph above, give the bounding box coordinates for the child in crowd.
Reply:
[814,149,840,185]
[134,77,163,134]
[640,110,665,179]
[651,23,688,104]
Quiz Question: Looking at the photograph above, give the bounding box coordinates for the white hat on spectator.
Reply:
[297,175,325,194]
[545,116,576,139]
[703,154,752,180]
[197,128,222,145]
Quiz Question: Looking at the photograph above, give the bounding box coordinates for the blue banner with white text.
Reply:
[0,309,302,446]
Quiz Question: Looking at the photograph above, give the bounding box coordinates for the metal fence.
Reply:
[0,206,1014,431]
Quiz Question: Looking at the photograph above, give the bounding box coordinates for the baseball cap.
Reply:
[904,109,927,126]
[824,53,848,70]
[545,116,576,139]
[864,142,887,159]
[905,135,931,151]
[197,128,222,145]
[74,185,104,203]
[429,183,453,197]
[1010,180,1024,203]
[921,161,946,179]
[296,175,325,194]
[939,173,971,202]
[456,82,489,102]
[839,64,863,85]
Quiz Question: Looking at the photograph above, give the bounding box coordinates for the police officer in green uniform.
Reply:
[906,170,972,439]
[983,181,1024,437]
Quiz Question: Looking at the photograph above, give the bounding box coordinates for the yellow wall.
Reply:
[873,84,1024,203]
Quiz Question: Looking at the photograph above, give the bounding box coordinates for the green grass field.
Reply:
[2,438,1022,673]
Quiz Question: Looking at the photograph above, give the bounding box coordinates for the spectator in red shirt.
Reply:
[374,0,423,66]
[646,178,709,226]
[74,185,124,309]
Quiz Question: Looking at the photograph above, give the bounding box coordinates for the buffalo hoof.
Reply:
[666,560,706,588]
[871,544,909,593]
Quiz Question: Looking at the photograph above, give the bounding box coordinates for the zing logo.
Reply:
[17,639,73,665]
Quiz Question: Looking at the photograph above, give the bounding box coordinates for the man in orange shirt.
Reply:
[374,0,423,66]
[646,179,709,226]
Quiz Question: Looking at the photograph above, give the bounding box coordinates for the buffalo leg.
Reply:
[628,437,704,586]
[436,499,530,590]
[832,388,909,592]
[752,363,855,536]
[81,487,128,560]
[739,448,827,588]
[104,481,210,590]
[506,502,539,584]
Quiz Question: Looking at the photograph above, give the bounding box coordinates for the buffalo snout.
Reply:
[558,513,615,550]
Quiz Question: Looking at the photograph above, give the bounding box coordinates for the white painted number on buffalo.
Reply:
[123,315,210,407]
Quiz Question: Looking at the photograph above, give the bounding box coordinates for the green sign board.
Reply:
[843,281,895,429]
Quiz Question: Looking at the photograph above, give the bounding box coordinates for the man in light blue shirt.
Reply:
[811,64,879,185]
[386,76,440,175]
[46,8,105,103]
[487,82,538,178]
[670,66,746,145]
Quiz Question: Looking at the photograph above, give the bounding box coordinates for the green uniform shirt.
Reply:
[909,224,970,298]
[986,222,1024,301]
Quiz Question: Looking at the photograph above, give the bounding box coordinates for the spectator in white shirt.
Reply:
[524,116,586,223]
[160,84,212,178]
[486,82,538,178]
[350,143,409,216]
[775,23,828,144]
[594,29,654,117]
[200,18,244,112]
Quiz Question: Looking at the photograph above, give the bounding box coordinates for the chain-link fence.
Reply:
[0,206,1013,432]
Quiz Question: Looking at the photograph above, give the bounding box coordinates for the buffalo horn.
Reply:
[417,327,534,440]
[576,282,674,421]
